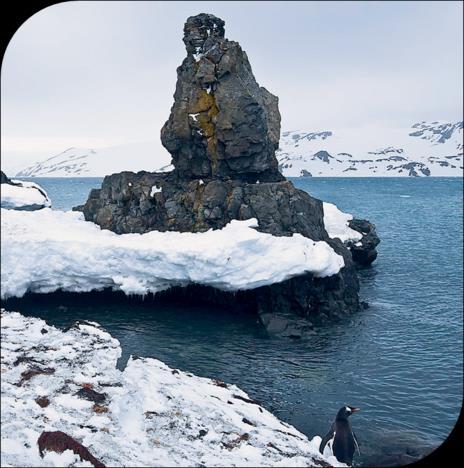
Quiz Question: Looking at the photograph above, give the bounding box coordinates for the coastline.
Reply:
[0,309,342,467]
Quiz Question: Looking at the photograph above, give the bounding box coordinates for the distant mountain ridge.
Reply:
[277,121,463,177]
[13,121,463,178]
[14,141,171,178]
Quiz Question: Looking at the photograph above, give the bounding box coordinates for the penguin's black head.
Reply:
[336,405,360,420]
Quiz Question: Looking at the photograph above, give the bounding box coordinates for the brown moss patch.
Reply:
[92,404,109,413]
[35,396,50,408]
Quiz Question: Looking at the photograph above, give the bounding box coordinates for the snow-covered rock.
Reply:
[1,208,344,299]
[322,202,379,266]
[0,310,343,467]
[1,179,51,211]
[323,202,363,244]
[277,121,463,177]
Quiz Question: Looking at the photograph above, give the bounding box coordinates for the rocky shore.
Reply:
[1,310,342,467]
[76,13,379,334]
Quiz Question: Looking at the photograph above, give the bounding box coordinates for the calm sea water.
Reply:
[9,177,463,465]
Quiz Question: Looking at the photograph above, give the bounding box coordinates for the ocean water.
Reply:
[8,177,463,465]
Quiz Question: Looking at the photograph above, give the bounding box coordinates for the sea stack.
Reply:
[78,13,379,336]
[161,13,283,182]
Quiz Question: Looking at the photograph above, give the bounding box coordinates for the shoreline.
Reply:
[1,309,342,467]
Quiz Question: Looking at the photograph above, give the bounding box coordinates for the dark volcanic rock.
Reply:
[80,171,326,238]
[161,13,284,182]
[348,218,380,266]
[1,170,12,184]
[77,13,380,334]
[75,387,107,404]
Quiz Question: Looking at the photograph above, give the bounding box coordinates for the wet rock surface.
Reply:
[78,13,379,334]
[348,218,380,266]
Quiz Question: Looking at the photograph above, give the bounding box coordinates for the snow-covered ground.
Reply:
[11,121,462,178]
[1,180,51,211]
[1,310,343,467]
[277,121,463,177]
[1,208,345,299]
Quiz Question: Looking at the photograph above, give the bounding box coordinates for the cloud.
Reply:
[2,1,462,167]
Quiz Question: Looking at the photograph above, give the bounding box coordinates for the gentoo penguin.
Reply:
[319,406,360,465]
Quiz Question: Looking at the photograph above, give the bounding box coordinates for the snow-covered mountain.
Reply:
[11,121,463,178]
[277,121,463,177]
[14,141,172,178]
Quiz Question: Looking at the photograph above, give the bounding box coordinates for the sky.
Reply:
[1,0,463,171]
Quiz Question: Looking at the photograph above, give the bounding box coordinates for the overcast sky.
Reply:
[2,0,463,169]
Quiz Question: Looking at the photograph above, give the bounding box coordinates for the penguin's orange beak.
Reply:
[350,407,361,413]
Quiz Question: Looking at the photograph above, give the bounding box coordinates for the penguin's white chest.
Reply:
[322,432,336,458]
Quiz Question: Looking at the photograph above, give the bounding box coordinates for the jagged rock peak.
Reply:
[1,170,11,184]
[161,13,284,182]
[183,13,225,55]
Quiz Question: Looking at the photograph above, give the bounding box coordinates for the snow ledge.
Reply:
[1,209,345,299]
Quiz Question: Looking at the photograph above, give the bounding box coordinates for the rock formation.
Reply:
[78,13,379,336]
[161,13,283,182]
[1,170,11,184]
[1,170,51,211]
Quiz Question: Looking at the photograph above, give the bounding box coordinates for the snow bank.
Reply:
[323,202,363,244]
[1,180,51,211]
[0,310,344,467]
[1,208,344,299]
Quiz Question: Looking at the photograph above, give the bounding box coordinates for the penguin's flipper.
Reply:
[353,431,361,456]
[319,424,335,454]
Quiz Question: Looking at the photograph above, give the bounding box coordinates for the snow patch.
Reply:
[1,181,51,211]
[1,209,344,299]
[323,202,363,243]
[150,185,162,196]
[193,46,203,61]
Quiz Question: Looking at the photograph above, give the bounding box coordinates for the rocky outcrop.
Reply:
[1,170,12,184]
[348,219,380,266]
[161,13,283,182]
[1,171,51,211]
[78,13,379,334]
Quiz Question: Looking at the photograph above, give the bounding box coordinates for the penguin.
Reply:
[319,406,360,465]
